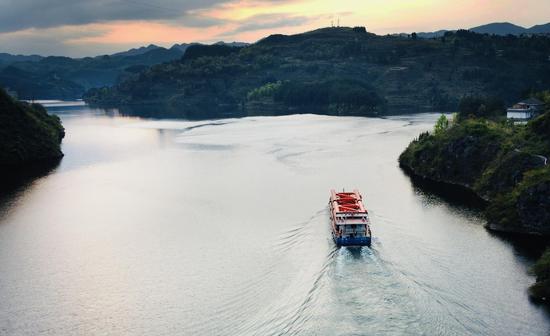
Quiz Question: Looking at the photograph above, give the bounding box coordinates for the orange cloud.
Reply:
[61,0,550,49]
[66,21,229,45]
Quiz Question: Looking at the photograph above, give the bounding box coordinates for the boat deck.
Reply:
[330,190,369,224]
[329,189,372,247]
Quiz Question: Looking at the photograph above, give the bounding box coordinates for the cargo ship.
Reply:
[329,189,372,247]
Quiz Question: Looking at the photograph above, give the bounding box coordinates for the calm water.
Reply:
[0,103,548,335]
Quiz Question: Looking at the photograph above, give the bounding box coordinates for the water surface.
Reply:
[0,103,548,335]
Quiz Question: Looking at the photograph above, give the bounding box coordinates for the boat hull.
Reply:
[332,232,371,247]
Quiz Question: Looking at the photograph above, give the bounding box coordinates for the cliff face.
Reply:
[477,151,544,198]
[517,180,550,232]
[0,88,64,168]
[485,169,550,234]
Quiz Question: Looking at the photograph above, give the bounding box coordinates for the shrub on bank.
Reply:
[530,248,550,301]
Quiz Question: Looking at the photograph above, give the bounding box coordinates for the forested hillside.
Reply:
[84,27,550,118]
[0,88,64,167]
[0,47,184,99]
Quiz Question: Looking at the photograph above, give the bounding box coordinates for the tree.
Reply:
[434,114,449,135]
[457,96,505,121]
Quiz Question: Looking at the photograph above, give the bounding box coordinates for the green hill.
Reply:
[84,27,550,118]
[399,96,550,234]
[399,93,550,301]
[0,88,64,167]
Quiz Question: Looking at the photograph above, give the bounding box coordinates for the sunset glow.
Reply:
[0,0,549,56]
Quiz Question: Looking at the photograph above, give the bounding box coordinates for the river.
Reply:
[0,102,548,335]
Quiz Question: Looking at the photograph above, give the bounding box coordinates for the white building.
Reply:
[507,98,544,121]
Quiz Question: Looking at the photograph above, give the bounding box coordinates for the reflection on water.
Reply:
[403,168,488,210]
[0,104,548,335]
[0,159,61,215]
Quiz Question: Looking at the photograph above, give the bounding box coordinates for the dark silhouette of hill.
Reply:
[0,41,246,99]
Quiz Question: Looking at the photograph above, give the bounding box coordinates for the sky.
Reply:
[0,0,549,57]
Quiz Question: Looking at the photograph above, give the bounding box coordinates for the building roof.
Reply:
[518,97,544,105]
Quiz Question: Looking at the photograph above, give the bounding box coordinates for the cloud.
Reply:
[3,0,549,57]
[0,0,300,33]
[0,0,313,56]
[172,13,228,28]
[65,21,229,47]
[227,13,314,34]
[0,0,232,33]
[0,26,111,57]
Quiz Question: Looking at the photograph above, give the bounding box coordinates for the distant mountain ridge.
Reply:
[0,46,185,99]
[0,53,43,66]
[0,41,250,65]
[410,22,550,39]
[170,43,193,53]
[415,30,450,39]
[106,41,249,58]
[0,41,248,99]
[529,23,550,34]
[111,44,161,57]
[470,22,527,35]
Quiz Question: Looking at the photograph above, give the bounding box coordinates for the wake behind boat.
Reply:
[329,189,372,247]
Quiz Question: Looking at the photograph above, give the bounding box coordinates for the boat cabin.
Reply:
[329,190,372,245]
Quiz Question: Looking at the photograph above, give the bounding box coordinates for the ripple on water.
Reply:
[2,110,549,336]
